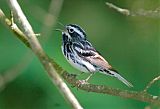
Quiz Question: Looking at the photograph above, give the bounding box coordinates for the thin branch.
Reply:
[7,0,83,109]
[106,2,130,16]
[106,2,160,18]
[0,9,30,47]
[61,72,160,105]
[144,75,160,92]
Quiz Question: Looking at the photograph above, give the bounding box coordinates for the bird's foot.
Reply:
[76,79,89,88]
[75,73,93,88]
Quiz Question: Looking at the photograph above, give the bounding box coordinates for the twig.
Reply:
[0,9,30,47]
[106,2,160,18]
[7,0,83,109]
[144,75,160,92]
[106,2,130,16]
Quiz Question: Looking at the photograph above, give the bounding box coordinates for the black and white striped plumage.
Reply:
[61,24,133,87]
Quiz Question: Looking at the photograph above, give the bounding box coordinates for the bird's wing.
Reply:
[72,41,112,69]
[85,53,112,69]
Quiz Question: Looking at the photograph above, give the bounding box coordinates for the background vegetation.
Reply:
[0,0,159,109]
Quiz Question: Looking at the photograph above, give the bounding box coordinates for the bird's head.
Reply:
[65,24,86,41]
[56,23,87,42]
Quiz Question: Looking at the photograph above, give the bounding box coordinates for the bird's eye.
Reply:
[68,28,74,33]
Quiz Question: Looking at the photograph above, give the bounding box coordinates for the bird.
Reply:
[57,23,133,87]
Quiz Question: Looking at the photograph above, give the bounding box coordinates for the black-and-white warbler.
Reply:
[57,23,133,87]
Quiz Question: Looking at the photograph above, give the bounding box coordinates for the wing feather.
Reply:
[72,41,112,69]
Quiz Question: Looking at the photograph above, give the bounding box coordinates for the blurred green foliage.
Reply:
[0,0,159,109]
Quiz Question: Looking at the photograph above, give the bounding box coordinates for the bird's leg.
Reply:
[76,74,93,87]
[70,72,86,88]
[85,73,93,82]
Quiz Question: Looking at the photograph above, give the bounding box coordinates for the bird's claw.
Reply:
[76,80,89,88]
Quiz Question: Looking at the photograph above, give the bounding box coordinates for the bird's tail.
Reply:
[100,69,133,87]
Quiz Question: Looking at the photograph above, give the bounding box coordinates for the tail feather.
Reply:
[100,69,133,87]
[114,73,133,87]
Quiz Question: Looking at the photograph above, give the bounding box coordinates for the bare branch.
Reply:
[144,75,160,92]
[106,2,160,18]
[106,2,130,16]
[7,0,83,109]
[61,72,160,105]
[0,9,30,47]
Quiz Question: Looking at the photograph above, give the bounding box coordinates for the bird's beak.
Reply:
[55,22,68,33]
[55,22,71,39]
[55,28,65,32]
